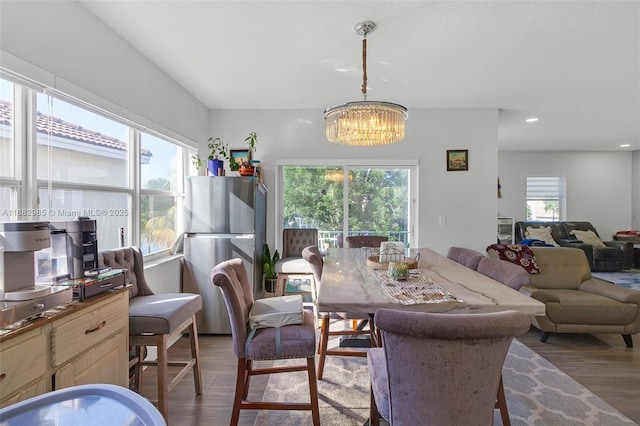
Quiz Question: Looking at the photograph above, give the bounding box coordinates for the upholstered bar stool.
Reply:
[211,258,320,425]
[302,245,375,379]
[99,246,203,421]
[274,228,318,297]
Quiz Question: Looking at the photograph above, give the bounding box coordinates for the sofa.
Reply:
[514,221,633,272]
[517,247,640,348]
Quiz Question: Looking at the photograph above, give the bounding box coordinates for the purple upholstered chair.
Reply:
[211,258,320,425]
[477,257,531,290]
[447,246,485,270]
[302,245,375,379]
[344,235,388,248]
[368,309,530,426]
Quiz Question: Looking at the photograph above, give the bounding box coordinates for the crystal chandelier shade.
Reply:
[324,21,408,146]
[324,101,408,146]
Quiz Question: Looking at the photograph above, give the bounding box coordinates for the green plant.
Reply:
[229,159,240,171]
[191,153,203,169]
[262,243,280,279]
[207,137,229,161]
[245,131,257,161]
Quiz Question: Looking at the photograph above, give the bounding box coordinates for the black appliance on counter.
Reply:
[50,217,98,280]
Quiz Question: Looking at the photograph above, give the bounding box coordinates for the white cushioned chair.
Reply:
[274,228,318,297]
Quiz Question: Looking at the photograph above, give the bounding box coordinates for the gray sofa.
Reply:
[514,221,633,272]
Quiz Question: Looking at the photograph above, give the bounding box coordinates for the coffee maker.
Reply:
[0,221,73,327]
[50,217,99,279]
[0,221,53,301]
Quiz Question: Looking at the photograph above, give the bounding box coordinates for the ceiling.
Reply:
[79,1,639,152]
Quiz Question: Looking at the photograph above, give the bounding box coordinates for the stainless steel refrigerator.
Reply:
[183,176,267,333]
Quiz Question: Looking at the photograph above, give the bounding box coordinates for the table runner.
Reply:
[371,269,463,305]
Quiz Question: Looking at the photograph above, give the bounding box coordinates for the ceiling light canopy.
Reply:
[324,21,408,147]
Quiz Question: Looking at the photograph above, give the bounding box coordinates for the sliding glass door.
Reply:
[280,162,415,250]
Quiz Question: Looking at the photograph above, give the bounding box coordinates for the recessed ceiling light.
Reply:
[525,117,539,123]
[620,144,630,148]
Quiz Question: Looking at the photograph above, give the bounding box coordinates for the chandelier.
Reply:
[324,21,408,146]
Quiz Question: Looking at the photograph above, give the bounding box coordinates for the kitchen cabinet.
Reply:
[0,288,129,407]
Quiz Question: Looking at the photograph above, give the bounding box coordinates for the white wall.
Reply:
[210,108,499,256]
[633,151,640,230]
[0,1,209,146]
[498,151,634,239]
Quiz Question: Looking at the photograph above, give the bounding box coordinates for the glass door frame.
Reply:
[275,159,419,251]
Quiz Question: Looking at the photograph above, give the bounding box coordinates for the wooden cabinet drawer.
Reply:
[0,330,46,401]
[0,378,46,409]
[55,330,128,389]
[51,293,127,367]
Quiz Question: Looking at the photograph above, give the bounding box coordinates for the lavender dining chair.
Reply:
[302,245,375,379]
[368,308,530,426]
[211,258,320,425]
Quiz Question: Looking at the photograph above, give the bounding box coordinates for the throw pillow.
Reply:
[486,244,541,274]
[570,229,606,247]
[525,226,559,247]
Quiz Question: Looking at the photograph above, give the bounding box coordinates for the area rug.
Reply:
[592,270,640,291]
[253,339,637,426]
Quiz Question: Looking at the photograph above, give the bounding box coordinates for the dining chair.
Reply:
[344,235,388,249]
[368,308,530,426]
[98,246,203,421]
[446,246,485,270]
[211,258,320,426]
[274,228,318,299]
[302,245,376,379]
[469,256,532,426]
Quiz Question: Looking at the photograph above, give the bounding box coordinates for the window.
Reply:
[140,132,182,254]
[526,176,565,221]
[2,75,192,254]
[0,78,17,215]
[280,163,414,250]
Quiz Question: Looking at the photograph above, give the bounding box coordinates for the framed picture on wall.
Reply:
[230,149,249,167]
[446,149,469,171]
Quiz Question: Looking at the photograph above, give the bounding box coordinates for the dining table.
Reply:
[317,247,545,316]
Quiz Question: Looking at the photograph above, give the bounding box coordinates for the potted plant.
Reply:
[207,137,229,176]
[262,243,280,293]
[191,153,204,175]
[239,132,258,176]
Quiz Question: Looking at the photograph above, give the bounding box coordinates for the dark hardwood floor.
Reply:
[138,328,639,426]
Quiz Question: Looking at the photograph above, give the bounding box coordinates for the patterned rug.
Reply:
[592,270,640,291]
[254,339,637,426]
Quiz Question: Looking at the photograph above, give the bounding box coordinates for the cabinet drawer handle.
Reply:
[85,320,107,334]
[0,373,6,382]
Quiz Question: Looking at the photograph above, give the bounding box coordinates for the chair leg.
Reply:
[231,359,247,426]
[622,334,633,348]
[156,334,169,421]
[496,375,511,426]
[306,357,321,426]
[189,317,203,395]
[133,345,144,392]
[540,331,551,343]
[243,360,253,399]
[370,385,380,426]
[317,317,330,379]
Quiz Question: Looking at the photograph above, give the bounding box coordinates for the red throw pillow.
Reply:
[486,244,540,274]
